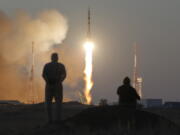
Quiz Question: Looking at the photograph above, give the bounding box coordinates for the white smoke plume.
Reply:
[0,9,78,103]
[1,10,68,62]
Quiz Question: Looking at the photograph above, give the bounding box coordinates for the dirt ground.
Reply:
[145,108,180,126]
[0,102,179,135]
[0,102,88,135]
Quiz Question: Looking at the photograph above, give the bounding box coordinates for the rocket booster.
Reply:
[87,8,91,39]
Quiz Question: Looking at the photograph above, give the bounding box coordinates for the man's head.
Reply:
[123,77,131,85]
[51,53,58,62]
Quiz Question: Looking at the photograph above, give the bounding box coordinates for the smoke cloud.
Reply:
[1,10,68,62]
[0,9,83,103]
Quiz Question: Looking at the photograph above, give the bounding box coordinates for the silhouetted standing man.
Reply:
[42,53,66,123]
[117,77,140,108]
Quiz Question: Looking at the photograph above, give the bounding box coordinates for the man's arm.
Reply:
[60,64,66,82]
[133,88,140,100]
[117,87,120,95]
[42,64,48,83]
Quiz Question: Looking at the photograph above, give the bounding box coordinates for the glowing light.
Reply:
[137,77,143,98]
[83,40,94,104]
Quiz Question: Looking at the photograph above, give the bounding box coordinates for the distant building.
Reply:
[139,99,163,108]
[0,100,21,105]
[164,102,180,109]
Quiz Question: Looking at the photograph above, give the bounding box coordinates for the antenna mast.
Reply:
[28,41,37,104]
[133,43,143,97]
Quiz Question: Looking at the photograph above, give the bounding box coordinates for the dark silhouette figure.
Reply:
[117,77,140,108]
[42,53,66,123]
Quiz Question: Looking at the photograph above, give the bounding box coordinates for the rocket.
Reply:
[87,8,91,40]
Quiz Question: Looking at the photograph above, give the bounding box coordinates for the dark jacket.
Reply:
[42,62,66,85]
[117,84,140,105]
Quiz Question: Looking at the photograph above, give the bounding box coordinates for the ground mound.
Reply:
[30,105,180,135]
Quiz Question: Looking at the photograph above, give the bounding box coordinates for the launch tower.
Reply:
[133,43,143,97]
[27,42,38,104]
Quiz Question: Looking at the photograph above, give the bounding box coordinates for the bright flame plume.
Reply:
[83,40,94,104]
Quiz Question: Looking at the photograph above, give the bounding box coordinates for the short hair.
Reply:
[123,77,130,85]
[51,53,58,62]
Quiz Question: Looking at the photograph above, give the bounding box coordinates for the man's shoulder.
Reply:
[120,85,126,88]
[44,62,52,67]
[57,62,65,68]
[44,62,65,69]
[118,85,125,90]
[118,85,134,90]
[130,86,136,91]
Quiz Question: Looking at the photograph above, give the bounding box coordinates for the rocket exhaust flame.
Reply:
[83,41,94,104]
[82,8,94,104]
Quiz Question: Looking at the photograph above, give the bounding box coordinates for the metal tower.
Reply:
[133,43,143,98]
[28,41,38,104]
[133,43,137,89]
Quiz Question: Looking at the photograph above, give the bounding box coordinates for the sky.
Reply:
[0,0,180,103]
